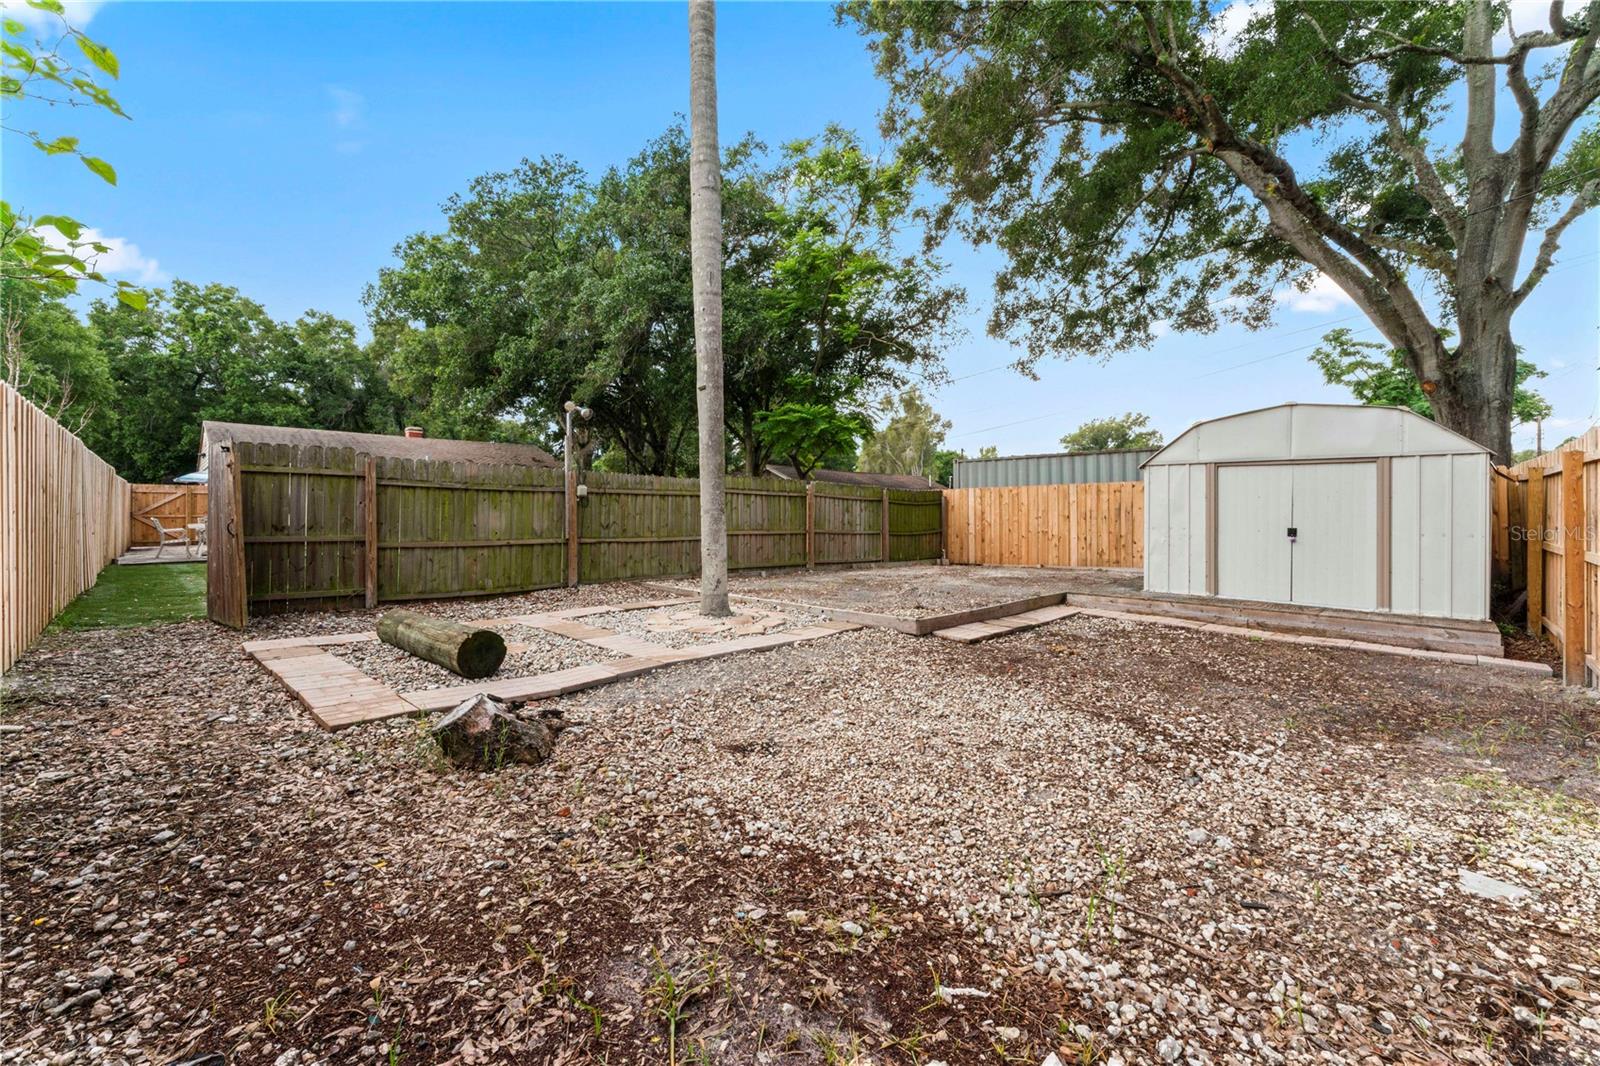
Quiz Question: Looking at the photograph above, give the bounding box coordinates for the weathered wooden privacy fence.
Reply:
[1496,428,1596,687]
[129,483,208,546]
[943,481,1143,569]
[206,439,944,626]
[2,381,130,673]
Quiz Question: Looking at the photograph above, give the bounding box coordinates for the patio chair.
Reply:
[148,517,190,558]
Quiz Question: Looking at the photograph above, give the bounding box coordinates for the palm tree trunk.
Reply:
[689,0,730,616]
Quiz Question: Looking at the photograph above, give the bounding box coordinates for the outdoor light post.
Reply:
[563,400,592,588]
[562,400,592,478]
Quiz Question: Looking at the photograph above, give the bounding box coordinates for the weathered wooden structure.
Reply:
[205,423,944,626]
[1,382,131,672]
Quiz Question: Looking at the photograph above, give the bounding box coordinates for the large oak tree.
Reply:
[846,0,1600,463]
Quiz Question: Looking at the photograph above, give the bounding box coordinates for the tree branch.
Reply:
[1513,178,1598,305]
[1339,92,1467,245]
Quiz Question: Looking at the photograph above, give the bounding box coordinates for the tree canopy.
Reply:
[1310,327,1552,425]
[2,277,396,481]
[1060,412,1164,452]
[366,124,963,476]
[857,386,951,479]
[845,0,1600,463]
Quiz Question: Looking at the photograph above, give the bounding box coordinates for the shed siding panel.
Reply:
[1144,466,1171,592]
[1168,466,1190,592]
[1389,456,1421,615]
[1186,465,1207,596]
[1450,453,1489,619]
[1416,455,1454,618]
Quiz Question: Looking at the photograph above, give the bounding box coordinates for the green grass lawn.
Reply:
[50,562,207,630]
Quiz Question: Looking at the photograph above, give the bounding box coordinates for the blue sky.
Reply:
[5,0,1596,455]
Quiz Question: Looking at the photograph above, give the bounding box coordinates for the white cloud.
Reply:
[35,224,164,284]
[1277,272,1356,313]
[327,86,364,129]
[3,0,107,36]
[1204,0,1272,58]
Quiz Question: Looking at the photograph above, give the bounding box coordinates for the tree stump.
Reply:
[377,610,506,678]
[430,694,563,770]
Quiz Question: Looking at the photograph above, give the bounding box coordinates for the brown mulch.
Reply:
[3,581,1599,1065]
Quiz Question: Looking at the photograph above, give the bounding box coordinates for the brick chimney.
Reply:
[404,426,425,439]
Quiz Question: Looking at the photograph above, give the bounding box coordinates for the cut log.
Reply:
[377,610,506,678]
[430,694,562,769]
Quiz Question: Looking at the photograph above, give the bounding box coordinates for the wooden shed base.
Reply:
[243,598,860,731]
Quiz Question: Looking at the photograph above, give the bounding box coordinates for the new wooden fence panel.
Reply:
[2,381,131,672]
[942,482,1143,568]
[129,484,208,546]
[1505,428,1596,688]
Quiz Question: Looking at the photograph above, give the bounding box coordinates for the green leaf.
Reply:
[115,284,147,311]
[80,155,116,185]
[34,134,79,155]
[33,213,83,239]
[26,0,65,14]
[74,36,118,78]
[4,17,25,34]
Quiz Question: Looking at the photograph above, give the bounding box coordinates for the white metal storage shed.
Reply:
[1142,403,1491,620]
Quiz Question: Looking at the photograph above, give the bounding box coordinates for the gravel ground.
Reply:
[688,564,1142,618]
[4,581,1599,1065]
[328,624,625,692]
[583,605,822,649]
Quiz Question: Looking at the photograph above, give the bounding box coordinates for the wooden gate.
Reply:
[129,483,208,546]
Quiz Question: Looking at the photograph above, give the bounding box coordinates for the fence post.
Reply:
[805,481,815,569]
[363,456,378,608]
[880,489,890,563]
[565,468,580,588]
[1562,448,1586,686]
[1527,470,1545,638]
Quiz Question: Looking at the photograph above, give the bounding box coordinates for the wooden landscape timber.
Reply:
[242,597,864,730]
[377,609,507,679]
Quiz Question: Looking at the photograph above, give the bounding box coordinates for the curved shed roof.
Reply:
[1143,403,1488,467]
[203,421,559,469]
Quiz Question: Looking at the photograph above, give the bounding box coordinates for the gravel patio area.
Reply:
[4,580,1598,1065]
[696,564,1141,619]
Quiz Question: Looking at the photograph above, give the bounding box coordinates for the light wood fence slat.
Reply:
[1502,427,1597,688]
[941,482,1143,569]
[1,381,131,672]
[128,483,208,546]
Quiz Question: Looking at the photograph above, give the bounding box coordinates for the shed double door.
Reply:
[1215,462,1377,611]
